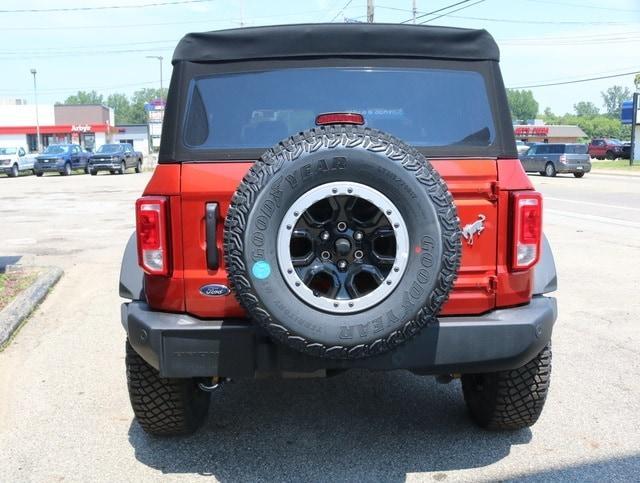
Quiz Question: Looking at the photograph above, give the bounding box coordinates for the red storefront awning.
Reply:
[0,123,111,135]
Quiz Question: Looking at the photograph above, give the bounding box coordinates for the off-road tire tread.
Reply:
[223,125,461,359]
[125,340,209,436]
[461,345,552,430]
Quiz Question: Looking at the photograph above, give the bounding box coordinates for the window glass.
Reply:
[184,67,496,149]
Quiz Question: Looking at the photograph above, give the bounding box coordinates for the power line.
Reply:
[0,47,173,60]
[447,14,637,25]
[523,0,640,13]
[0,81,160,95]
[0,8,332,31]
[418,0,486,24]
[330,0,356,22]
[400,0,475,24]
[508,71,639,89]
[0,0,215,13]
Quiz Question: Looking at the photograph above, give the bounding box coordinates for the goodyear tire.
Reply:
[461,344,552,430]
[224,125,461,359]
[125,340,210,436]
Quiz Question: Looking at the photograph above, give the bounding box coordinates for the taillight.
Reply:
[315,112,365,125]
[510,191,542,271]
[136,196,169,276]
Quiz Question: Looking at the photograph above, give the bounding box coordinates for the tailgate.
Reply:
[180,159,498,318]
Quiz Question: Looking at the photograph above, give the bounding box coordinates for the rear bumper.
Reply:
[558,162,591,174]
[122,296,557,378]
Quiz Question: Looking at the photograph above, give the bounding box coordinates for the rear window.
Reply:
[183,67,496,150]
[565,144,588,154]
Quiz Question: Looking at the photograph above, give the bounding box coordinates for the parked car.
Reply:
[88,143,143,175]
[0,146,34,177]
[120,24,557,436]
[34,144,90,176]
[520,143,591,177]
[515,140,529,155]
[588,138,626,160]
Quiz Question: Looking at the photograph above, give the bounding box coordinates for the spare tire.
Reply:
[224,125,461,359]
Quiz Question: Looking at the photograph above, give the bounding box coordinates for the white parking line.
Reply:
[545,209,640,229]
[545,197,640,213]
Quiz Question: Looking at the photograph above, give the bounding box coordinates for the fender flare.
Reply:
[119,232,144,301]
[533,234,557,295]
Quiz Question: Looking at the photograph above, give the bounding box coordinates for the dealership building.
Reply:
[513,124,587,144]
[0,101,150,155]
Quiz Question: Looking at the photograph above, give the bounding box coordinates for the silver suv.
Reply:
[519,143,591,178]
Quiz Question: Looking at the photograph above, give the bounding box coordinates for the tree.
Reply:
[61,90,104,105]
[601,85,631,117]
[129,87,169,124]
[506,89,538,121]
[573,101,599,117]
[634,73,640,92]
[106,93,133,124]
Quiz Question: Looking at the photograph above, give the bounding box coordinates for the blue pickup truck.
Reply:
[34,144,91,176]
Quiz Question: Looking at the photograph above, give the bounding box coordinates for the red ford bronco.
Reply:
[120,24,557,436]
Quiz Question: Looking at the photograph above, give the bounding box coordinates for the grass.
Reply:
[0,270,37,312]
[590,159,640,171]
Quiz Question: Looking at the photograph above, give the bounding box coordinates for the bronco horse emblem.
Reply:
[462,214,486,246]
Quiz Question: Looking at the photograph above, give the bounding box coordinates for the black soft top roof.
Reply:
[172,23,499,64]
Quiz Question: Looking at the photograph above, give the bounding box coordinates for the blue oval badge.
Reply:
[199,284,230,297]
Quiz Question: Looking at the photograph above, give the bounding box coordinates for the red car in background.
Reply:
[588,138,627,160]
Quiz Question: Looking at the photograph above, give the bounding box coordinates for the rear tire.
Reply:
[461,344,551,430]
[90,170,97,176]
[573,172,585,178]
[605,151,615,160]
[35,171,43,177]
[544,162,556,177]
[538,171,546,177]
[135,159,142,173]
[9,164,19,178]
[125,340,210,436]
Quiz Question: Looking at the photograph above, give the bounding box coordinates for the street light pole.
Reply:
[30,68,41,152]
[146,56,164,102]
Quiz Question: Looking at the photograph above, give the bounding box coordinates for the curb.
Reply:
[0,266,63,348]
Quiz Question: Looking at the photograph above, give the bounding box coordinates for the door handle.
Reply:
[205,203,219,270]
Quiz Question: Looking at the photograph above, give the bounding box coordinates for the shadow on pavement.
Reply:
[514,453,640,481]
[0,256,21,273]
[128,370,531,481]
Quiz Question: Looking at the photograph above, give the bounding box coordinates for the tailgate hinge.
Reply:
[487,276,498,294]
[489,181,500,202]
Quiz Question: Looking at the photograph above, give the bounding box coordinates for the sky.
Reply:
[0,0,639,115]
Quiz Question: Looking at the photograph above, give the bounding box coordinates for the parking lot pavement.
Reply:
[0,170,639,481]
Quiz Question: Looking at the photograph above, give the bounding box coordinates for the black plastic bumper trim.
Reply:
[123,297,557,378]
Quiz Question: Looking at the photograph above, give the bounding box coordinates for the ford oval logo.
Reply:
[199,284,230,297]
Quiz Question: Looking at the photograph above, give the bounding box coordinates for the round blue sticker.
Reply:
[252,261,271,280]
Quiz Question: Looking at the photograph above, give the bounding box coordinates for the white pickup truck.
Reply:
[0,146,35,177]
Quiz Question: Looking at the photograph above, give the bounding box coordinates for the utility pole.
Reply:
[367,0,374,22]
[146,55,164,102]
[30,68,41,153]
[412,0,417,24]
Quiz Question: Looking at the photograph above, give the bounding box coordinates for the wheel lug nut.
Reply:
[354,231,363,241]
[337,260,347,270]
[320,231,330,241]
[354,250,363,260]
[321,251,331,260]
[337,222,347,232]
